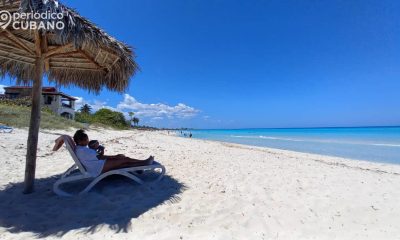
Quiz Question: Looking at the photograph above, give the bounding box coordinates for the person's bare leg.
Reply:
[118,156,154,167]
[102,156,154,173]
[107,155,153,163]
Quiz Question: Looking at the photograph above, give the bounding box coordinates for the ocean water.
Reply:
[183,127,400,164]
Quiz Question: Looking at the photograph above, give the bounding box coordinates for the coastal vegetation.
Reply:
[0,98,121,130]
[75,108,130,130]
[0,101,84,129]
[79,104,93,115]
[0,98,148,130]
[128,112,140,126]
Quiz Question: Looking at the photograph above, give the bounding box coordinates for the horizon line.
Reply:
[188,125,400,131]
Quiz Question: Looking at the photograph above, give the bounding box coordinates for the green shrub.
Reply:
[0,96,32,107]
[92,108,129,129]
[75,112,93,124]
[75,108,130,129]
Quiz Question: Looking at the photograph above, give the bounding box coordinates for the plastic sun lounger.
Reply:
[53,136,166,197]
[0,125,13,133]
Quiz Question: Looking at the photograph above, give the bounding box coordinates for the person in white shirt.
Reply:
[73,130,154,176]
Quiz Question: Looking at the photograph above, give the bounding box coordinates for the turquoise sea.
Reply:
[183,127,400,164]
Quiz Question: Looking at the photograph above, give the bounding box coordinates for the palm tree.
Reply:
[128,112,135,127]
[133,117,140,126]
[128,112,134,121]
[79,104,92,114]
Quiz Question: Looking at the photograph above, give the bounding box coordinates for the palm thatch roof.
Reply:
[0,0,138,93]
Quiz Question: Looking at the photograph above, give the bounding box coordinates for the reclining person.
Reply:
[73,129,154,176]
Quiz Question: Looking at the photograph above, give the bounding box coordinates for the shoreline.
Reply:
[188,125,400,131]
[1,128,400,239]
[179,127,400,165]
[172,132,400,176]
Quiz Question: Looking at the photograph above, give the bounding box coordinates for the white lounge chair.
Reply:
[53,135,166,197]
[0,125,13,133]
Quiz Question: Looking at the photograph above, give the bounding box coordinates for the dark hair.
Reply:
[88,140,99,148]
[73,129,88,144]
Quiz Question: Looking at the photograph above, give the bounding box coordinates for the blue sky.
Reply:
[1,0,400,128]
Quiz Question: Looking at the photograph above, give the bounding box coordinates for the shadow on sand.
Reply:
[0,173,186,238]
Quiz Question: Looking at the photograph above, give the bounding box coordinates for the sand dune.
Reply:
[0,128,400,239]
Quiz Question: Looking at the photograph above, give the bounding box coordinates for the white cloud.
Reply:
[91,100,118,112]
[151,117,164,121]
[117,94,200,119]
[75,97,116,112]
[0,85,6,94]
[73,94,201,128]
[74,97,86,111]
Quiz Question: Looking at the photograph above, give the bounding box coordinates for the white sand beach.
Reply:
[1,128,400,240]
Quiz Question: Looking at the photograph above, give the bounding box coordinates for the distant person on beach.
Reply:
[189,133,192,138]
[73,130,154,176]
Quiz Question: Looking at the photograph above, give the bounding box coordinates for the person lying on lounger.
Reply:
[73,129,154,176]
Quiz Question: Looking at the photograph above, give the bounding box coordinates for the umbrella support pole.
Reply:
[23,32,45,194]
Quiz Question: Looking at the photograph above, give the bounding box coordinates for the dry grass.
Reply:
[0,104,84,130]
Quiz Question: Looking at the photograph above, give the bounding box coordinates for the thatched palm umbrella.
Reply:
[0,0,138,193]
